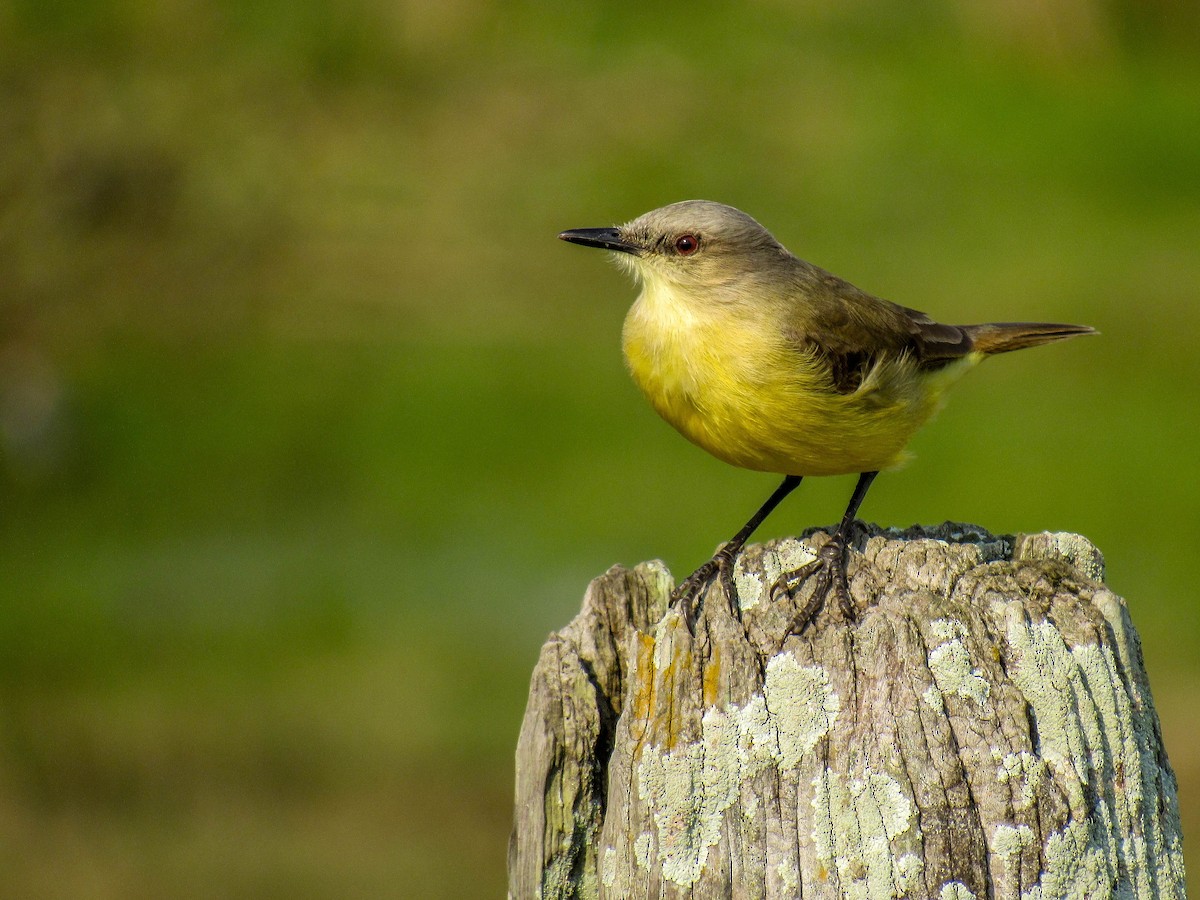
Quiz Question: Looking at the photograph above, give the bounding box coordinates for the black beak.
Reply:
[558,227,642,256]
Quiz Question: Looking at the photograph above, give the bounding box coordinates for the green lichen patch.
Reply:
[635,651,839,886]
[733,538,817,610]
[1002,607,1186,899]
[926,618,991,707]
[811,766,918,899]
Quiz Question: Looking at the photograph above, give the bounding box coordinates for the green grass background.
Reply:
[1,1,1198,895]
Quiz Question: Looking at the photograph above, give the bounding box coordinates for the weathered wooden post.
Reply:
[509,524,1186,899]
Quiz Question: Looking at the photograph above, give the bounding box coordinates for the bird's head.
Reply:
[559,200,790,292]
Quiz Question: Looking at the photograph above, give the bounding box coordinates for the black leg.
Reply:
[835,470,877,539]
[775,471,879,634]
[671,475,802,627]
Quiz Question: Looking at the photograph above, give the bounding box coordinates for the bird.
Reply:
[559,200,1095,632]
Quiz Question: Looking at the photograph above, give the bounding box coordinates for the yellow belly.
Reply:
[622,301,975,477]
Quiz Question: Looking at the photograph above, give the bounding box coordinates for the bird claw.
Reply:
[670,546,741,632]
[670,562,715,632]
[771,537,856,635]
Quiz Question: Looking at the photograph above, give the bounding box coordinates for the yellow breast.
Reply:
[621,282,971,476]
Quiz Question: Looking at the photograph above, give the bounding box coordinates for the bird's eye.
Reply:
[674,234,699,255]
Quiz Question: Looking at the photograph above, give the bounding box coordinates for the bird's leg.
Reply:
[773,471,878,634]
[672,475,802,629]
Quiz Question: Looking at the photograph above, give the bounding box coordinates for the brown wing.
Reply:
[782,261,972,393]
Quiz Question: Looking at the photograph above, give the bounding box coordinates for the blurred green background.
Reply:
[1,0,1197,896]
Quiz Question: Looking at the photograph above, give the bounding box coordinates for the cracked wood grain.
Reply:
[508,524,1185,900]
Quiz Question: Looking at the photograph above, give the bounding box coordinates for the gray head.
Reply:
[559,200,791,288]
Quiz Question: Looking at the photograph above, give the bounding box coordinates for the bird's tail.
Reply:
[964,322,1097,355]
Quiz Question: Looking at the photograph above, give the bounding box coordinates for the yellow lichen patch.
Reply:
[654,641,687,750]
[702,643,722,709]
[638,616,691,751]
[629,632,659,749]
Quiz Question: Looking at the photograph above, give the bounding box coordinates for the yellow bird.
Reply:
[560,200,1094,630]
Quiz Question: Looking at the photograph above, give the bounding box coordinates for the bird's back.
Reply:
[781,258,1094,389]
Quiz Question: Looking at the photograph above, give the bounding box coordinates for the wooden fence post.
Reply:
[508,524,1186,899]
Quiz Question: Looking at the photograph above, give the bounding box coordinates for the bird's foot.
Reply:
[670,545,741,632]
[771,532,856,635]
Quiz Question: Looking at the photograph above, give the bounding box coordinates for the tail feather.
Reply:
[964,322,1097,355]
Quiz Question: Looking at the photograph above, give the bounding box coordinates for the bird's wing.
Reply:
[782,264,972,393]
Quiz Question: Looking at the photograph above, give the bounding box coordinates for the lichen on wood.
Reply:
[508,524,1185,899]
